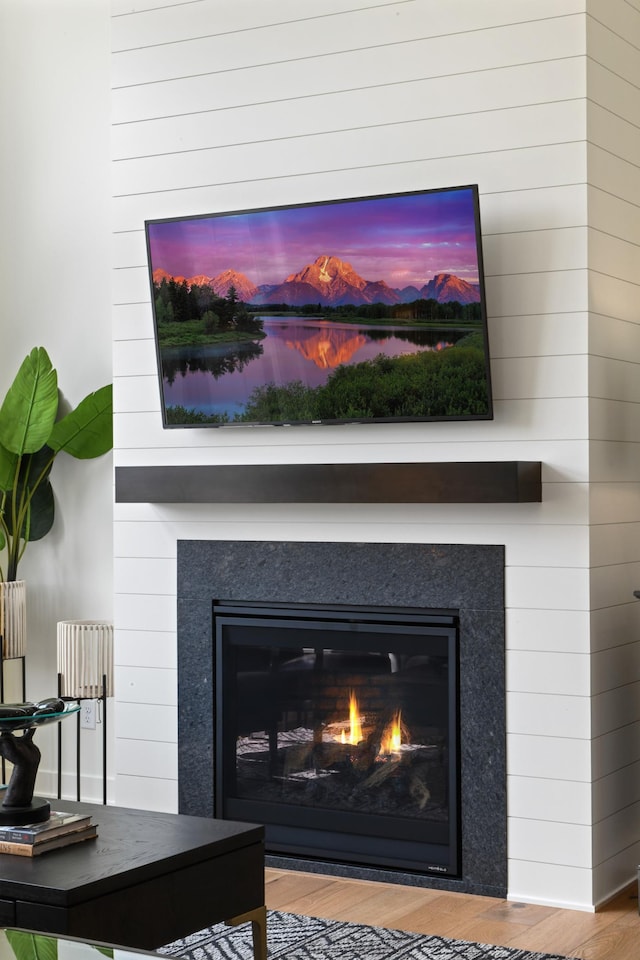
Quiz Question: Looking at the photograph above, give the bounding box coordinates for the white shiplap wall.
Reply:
[0,0,114,800]
[585,0,640,907]
[111,0,640,910]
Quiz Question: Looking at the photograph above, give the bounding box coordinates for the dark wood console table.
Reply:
[0,801,266,959]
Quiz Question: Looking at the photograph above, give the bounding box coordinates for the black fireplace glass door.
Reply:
[214,603,460,876]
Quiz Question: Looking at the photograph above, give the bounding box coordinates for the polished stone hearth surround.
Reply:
[177,540,506,897]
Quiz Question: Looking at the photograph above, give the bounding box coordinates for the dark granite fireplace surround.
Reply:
[177,540,506,897]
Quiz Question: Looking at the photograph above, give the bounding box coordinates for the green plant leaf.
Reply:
[4,930,58,960]
[0,347,59,455]
[48,384,113,459]
[0,448,54,543]
[0,441,18,492]
[23,475,55,542]
[0,349,113,580]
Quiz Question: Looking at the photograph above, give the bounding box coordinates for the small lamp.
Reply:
[0,580,27,660]
[0,580,27,709]
[57,619,113,698]
[56,619,113,804]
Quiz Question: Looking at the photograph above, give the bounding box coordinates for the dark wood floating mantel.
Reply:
[115,461,542,504]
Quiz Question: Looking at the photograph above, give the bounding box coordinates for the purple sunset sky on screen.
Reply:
[147,187,481,289]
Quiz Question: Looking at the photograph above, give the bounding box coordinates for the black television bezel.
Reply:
[145,183,493,429]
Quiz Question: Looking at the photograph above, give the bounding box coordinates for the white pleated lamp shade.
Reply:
[57,620,114,698]
[0,580,27,659]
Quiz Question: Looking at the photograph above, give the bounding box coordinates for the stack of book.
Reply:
[0,811,97,856]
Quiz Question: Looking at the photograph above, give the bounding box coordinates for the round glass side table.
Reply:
[0,700,80,825]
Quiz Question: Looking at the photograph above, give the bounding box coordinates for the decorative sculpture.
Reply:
[0,699,79,825]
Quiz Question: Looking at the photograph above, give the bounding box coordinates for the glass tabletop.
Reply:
[0,929,169,960]
[0,702,80,733]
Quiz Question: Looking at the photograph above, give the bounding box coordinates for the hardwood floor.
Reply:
[265,868,639,959]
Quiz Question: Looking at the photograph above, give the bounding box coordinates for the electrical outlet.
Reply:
[80,700,97,730]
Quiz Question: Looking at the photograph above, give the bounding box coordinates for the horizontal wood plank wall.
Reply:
[108,0,630,909]
[585,0,640,907]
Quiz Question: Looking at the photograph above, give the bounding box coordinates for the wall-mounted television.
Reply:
[145,184,493,428]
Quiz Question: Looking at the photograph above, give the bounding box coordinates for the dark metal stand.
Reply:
[0,654,27,702]
[0,653,26,785]
[57,673,108,805]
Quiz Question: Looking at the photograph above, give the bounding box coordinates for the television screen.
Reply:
[145,184,493,428]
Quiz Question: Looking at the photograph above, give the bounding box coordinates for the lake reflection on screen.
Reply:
[161,318,459,419]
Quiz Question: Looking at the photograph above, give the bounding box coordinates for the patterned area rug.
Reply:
[161,910,574,960]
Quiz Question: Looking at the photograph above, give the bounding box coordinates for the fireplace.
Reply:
[214,601,460,876]
[178,540,506,897]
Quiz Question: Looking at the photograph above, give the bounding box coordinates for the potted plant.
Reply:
[0,347,113,658]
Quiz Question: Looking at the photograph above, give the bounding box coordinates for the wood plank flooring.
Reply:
[265,868,639,959]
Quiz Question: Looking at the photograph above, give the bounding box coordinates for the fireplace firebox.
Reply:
[214,602,460,876]
[178,540,506,897]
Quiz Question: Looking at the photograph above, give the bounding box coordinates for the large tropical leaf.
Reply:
[3,931,112,960]
[21,458,55,543]
[0,440,18,492]
[0,347,58,455]
[24,477,55,541]
[0,448,55,543]
[4,930,58,960]
[48,384,113,459]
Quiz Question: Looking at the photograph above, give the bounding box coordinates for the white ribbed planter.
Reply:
[57,620,114,698]
[0,580,26,660]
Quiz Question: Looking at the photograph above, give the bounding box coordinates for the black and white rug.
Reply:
[161,910,574,960]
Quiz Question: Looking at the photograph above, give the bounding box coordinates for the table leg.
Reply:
[225,905,267,960]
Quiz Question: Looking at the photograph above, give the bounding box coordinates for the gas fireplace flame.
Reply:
[379,710,405,757]
[340,691,363,745]
[333,694,410,758]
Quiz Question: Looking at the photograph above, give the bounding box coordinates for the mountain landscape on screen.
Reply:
[145,184,493,427]
[152,256,481,308]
